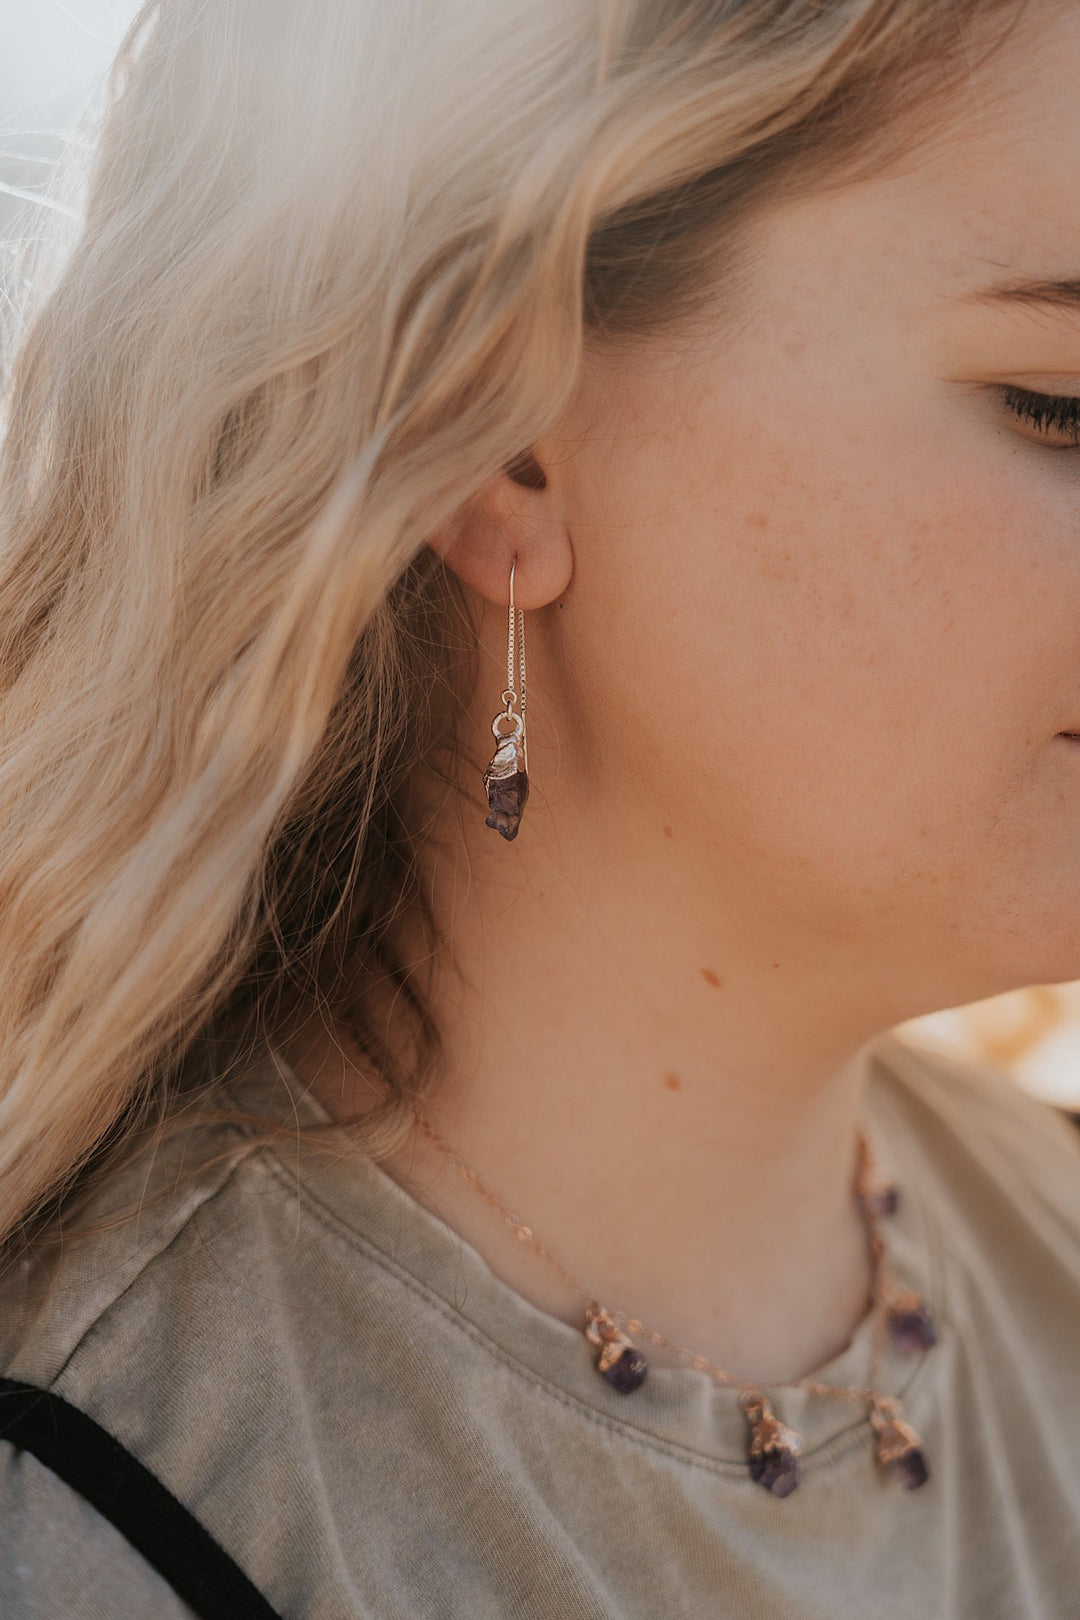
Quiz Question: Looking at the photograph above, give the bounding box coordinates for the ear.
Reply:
[425,450,573,610]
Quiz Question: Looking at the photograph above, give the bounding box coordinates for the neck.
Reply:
[291,777,892,1385]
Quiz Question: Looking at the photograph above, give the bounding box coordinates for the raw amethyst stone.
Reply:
[602,1345,648,1393]
[748,1447,802,1498]
[888,1305,937,1353]
[889,1447,930,1490]
[484,770,529,841]
[865,1185,900,1218]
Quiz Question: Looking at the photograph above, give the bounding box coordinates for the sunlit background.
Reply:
[4,1,1080,1108]
[0,3,137,231]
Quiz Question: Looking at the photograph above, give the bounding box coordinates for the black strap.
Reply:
[0,1376,283,1620]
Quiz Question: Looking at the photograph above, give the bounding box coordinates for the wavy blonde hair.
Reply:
[0,0,1028,1263]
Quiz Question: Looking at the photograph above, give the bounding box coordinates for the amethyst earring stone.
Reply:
[483,716,529,841]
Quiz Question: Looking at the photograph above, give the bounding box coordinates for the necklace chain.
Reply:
[409,1106,899,1410]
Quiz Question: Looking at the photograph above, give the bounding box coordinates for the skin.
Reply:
[290,3,1080,1384]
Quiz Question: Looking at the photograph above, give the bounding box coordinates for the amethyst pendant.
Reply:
[584,1304,648,1394]
[888,1445,930,1490]
[886,1289,937,1353]
[863,1183,900,1218]
[870,1397,930,1489]
[600,1342,648,1393]
[743,1393,803,1498]
[483,724,529,841]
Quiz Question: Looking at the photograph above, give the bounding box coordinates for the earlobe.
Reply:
[424,451,572,610]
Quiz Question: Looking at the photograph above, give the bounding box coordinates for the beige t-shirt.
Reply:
[1,1028,1079,1619]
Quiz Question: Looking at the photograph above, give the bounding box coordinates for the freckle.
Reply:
[701,967,723,988]
[772,962,780,969]
[663,825,674,839]
[663,1072,682,1091]
[745,510,769,531]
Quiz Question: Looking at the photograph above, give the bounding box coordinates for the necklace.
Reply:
[409,1107,935,1497]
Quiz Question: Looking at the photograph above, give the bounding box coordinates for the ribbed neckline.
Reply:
[225,1035,946,1471]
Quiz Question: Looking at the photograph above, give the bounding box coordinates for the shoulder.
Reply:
[868,1025,1080,1153]
[0,1095,296,1618]
[0,1104,261,1391]
[0,1441,198,1619]
[0,1053,336,1394]
[0,1072,397,1619]
[866,1027,1080,1242]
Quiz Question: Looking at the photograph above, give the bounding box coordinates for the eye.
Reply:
[999,385,1080,448]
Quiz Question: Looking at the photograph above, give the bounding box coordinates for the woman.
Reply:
[1,0,1078,1614]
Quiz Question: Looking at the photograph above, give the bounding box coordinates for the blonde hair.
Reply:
[0,0,1027,1263]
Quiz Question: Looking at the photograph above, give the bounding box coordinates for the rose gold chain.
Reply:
[410,1106,900,1409]
[502,555,525,727]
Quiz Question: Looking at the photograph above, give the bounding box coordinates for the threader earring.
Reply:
[483,553,529,840]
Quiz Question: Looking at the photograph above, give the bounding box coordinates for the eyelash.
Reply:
[1000,385,1080,446]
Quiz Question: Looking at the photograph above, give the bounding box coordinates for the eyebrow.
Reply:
[961,277,1080,312]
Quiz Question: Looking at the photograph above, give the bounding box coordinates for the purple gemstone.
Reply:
[889,1447,930,1490]
[485,770,529,841]
[888,1306,937,1353]
[865,1185,900,1218]
[602,1345,648,1394]
[748,1447,801,1498]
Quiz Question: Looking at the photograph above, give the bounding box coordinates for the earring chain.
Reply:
[505,555,526,728]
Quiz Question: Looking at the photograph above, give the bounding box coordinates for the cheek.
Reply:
[593,406,1072,903]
